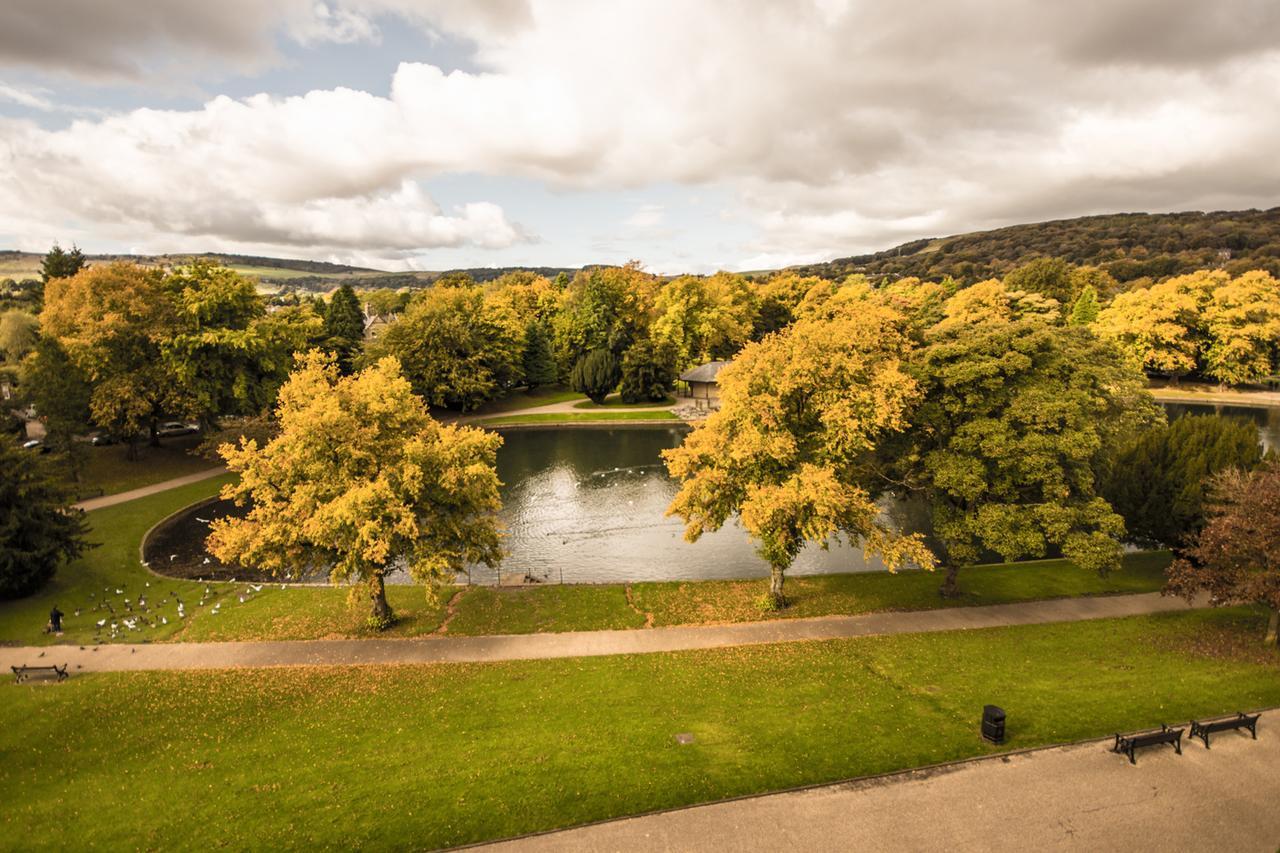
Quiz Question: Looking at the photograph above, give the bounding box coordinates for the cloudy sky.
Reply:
[1,0,1278,273]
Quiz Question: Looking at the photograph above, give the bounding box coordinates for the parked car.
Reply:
[89,432,119,446]
[21,439,49,454]
[157,421,199,438]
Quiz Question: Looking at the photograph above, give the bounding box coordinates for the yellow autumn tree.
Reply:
[663,289,935,607]
[1201,270,1280,387]
[1094,275,1206,381]
[207,352,504,628]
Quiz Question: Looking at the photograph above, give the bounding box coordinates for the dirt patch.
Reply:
[1159,612,1280,667]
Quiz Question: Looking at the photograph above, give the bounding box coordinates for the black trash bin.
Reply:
[982,705,1006,744]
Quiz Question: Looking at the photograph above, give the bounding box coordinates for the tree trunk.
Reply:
[1266,608,1279,648]
[148,419,160,447]
[369,572,394,629]
[939,564,962,599]
[769,565,787,609]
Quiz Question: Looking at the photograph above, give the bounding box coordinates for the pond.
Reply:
[1162,401,1280,452]
[466,427,931,585]
[147,400,1280,586]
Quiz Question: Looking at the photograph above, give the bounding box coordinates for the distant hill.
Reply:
[0,250,580,292]
[790,208,1280,283]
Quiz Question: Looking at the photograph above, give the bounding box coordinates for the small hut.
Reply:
[679,360,731,406]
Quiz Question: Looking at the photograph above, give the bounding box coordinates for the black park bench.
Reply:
[1190,713,1261,749]
[1112,724,1183,764]
[11,664,69,684]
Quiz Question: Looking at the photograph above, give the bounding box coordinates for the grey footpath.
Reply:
[1,591,1205,674]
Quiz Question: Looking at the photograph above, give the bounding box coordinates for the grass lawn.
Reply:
[0,472,1173,647]
[2,609,1277,849]
[463,385,585,416]
[480,410,680,425]
[70,434,217,498]
[572,394,677,409]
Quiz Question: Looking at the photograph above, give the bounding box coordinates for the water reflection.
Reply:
[449,401,1279,585]
[461,427,932,584]
[1162,402,1280,452]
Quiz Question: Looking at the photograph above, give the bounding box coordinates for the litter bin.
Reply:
[982,705,1006,744]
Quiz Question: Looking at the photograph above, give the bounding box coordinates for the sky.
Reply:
[1,0,1279,275]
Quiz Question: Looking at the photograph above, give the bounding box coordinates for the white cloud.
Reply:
[2,0,1280,267]
[622,204,664,229]
[0,83,53,111]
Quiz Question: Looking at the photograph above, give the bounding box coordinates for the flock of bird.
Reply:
[76,567,278,642]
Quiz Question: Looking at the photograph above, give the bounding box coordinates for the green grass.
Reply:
[71,434,217,497]
[630,551,1173,626]
[481,410,680,425]
[0,472,1173,647]
[571,394,677,409]
[2,608,1277,849]
[463,385,585,416]
[445,584,645,635]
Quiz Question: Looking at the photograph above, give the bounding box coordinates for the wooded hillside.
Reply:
[792,208,1280,283]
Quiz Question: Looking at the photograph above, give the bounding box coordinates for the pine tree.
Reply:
[323,285,365,372]
[40,243,86,283]
[521,321,557,390]
[0,440,89,598]
[1101,414,1263,549]
[1068,284,1100,326]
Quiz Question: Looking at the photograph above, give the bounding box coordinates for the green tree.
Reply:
[0,310,38,363]
[1166,460,1280,646]
[367,286,523,411]
[40,243,86,283]
[898,319,1158,597]
[664,294,935,607]
[21,336,92,482]
[619,337,677,403]
[40,262,186,453]
[163,261,321,426]
[207,353,504,628]
[323,285,365,372]
[570,348,621,404]
[1004,257,1073,305]
[521,320,557,390]
[0,439,89,598]
[1101,415,1263,549]
[552,264,658,374]
[1068,284,1100,326]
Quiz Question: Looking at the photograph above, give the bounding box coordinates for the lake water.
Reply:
[463,401,1280,584]
[1161,401,1280,452]
[464,427,931,584]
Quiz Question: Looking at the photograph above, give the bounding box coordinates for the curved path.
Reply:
[0,591,1206,674]
[74,466,227,511]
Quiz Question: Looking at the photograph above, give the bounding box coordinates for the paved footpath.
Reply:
[0,592,1205,674]
[481,723,1279,852]
[74,467,227,511]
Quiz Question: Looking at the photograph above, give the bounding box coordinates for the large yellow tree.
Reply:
[1201,270,1280,387]
[207,353,504,627]
[1094,275,1206,381]
[664,288,934,607]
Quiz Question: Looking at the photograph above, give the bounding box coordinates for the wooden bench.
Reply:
[11,664,68,684]
[1190,713,1260,749]
[1113,725,1183,764]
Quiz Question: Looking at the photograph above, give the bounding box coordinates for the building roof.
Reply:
[679,360,732,384]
